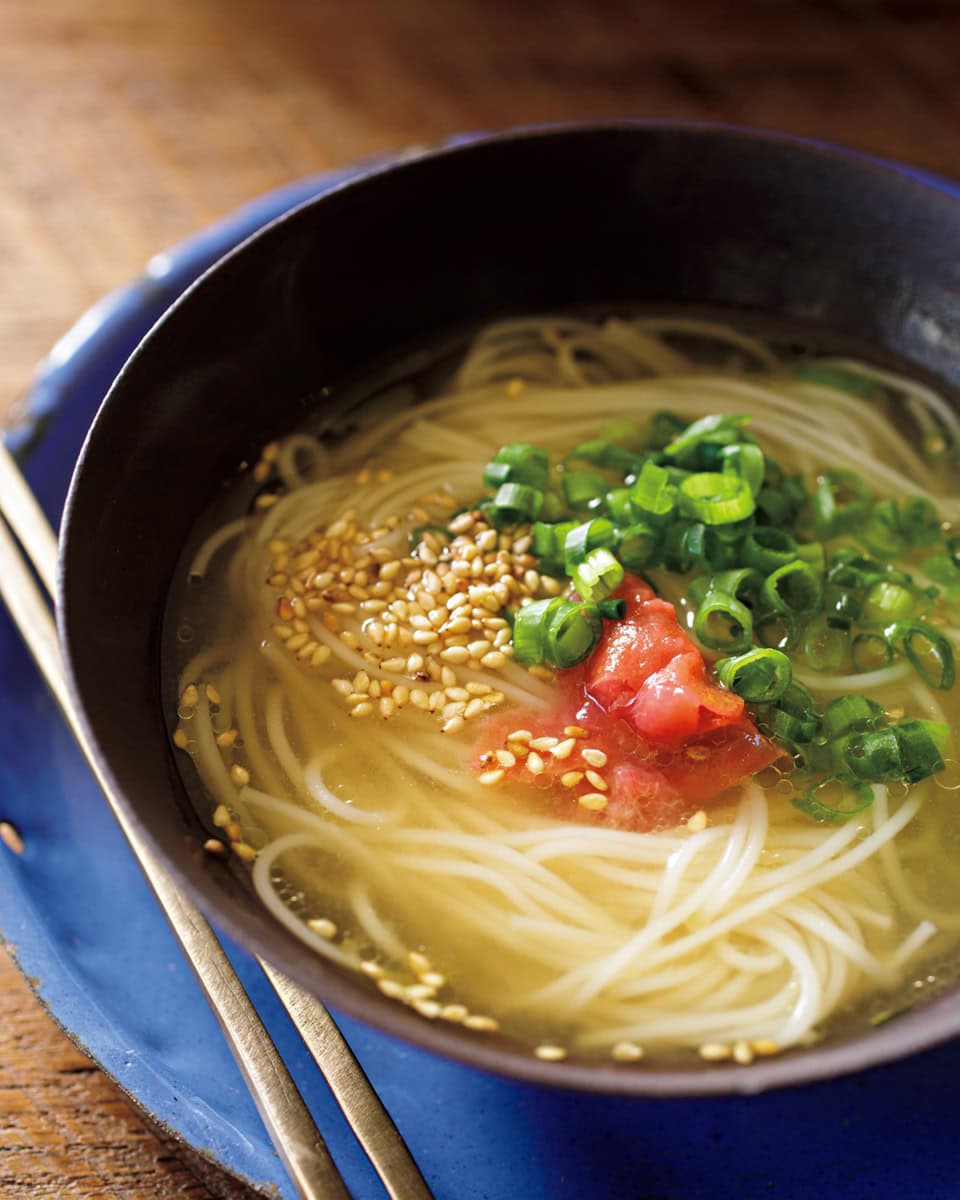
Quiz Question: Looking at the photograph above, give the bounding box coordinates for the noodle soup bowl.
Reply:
[59,122,960,1095]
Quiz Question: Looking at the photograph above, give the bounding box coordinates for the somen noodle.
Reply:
[168,316,960,1065]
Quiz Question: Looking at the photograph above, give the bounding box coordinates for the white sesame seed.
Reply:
[351,702,374,718]
[378,979,405,999]
[549,738,576,760]
[463,1015,499,1033]
[733,1041,755,1065]
[564,725,591,739]
[393,685,410,708]
[440,1003,469,1022]
[578,792,607,811]
[480,651,507,669]
[494,749,516,768]
[530,736,559,752]
[212,805,231,827]
[410,688,430,710]
[535,1044,567,1062]
[479,769,505,786]
[467,639,491,657]
[307,917,338,939]
[751,1039,781,1057]
[526,752,545,776]
[611,1041,644,1063]
[233,841,258,861]
[581,747,608,768]
[230,765,250,786]
[360,960,385,979]
[687,810,708,832]
[585,770,608,792]
[412,630,439,644]
[698,1042,732,1061]
[441,716,465,734]
[379,697,396,719]
[560,771,584,788]
[508,729,533,743]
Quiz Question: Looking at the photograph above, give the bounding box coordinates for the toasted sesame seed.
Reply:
[751,1039,781,1057]
[421,970,446,988]
[410,688,430,710]
[445,686,470,702]
[379,697,396,719]
[687,810,708,832]
[212,805,231,828]
[215,729,238,748]
[286,632,309,652]
[406,982,437,1001]
[564,725,590,739]
[224,821,243,842]
[232,841,257,862]
[530,736,559,752]
[203,837,225,856]
[585,770,608,792]
[479,769,505,786]
[611,1041,644,1063]
[495,749,516,768]
[550,738,576,760]
[526,752,545,776]
[180,684,199,708]
[332,678,353,696]
[578,792,608,812]
[351,702,374,718]
[732,1040,755,1065]
[413,999,442,1019]
[698,1042,732,1062]
[408,950,431,974]
[561,771,584,788]
[440,1003,469,1022]
[508,729,533,743]
[360,960,385,979]
[378,978,405,999]
[412,629,440,645]
[463,1014,499,1033]
[230,765,250,786]
[535,1044,567,1062]
[440,645,469,665]
[307,917,338,939]
[442,716,465,734]
[393,685,410,707]
[173,727,189,750]
[581,747,608,768]
[0,822,24,855]
[205,683,222,705]
[311,645,332,668]
[480,650,507,668]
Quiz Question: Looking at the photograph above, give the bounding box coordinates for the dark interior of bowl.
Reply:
[59,123,960,1095]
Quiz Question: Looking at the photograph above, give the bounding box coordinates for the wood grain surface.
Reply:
[3,0,960,1195]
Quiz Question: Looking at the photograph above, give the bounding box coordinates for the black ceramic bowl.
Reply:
[59,122,960,1096]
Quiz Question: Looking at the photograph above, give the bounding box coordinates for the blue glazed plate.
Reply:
[3,146,960,1200]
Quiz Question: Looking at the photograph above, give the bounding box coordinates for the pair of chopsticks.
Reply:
[0,439,435,1200]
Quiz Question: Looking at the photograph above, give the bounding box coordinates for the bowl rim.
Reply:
[58,118,960,1097]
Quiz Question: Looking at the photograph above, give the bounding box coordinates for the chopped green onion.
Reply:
[598,597,627,620]
[483,443,549,490]
[646,410,687,450]
[812,469,874,539]
[629,462,678,525]
[678,472,755,525]
[822,583,862,621]
[801,613,850,672]
[563,519,617,567]
[600,418,646,450]
[715,648,792,702]
[779,682,817,719]
[564,440,645,474]
[605,487,635,525]
[488,482,544,528]
[571,548,624,604]
[719,442,765,496]
[839,727,903,781]
[754,486,794,527]
[617,522,661,571]
[662,522,706,573]
[820,696,884,740]
[741,527,797,573]
[792,774,875,822]
[794,541,826,575]
[899,496,942,546]
[892,718,948,783]
[921,552,960,588]
[888,620,955,690]
[756,611,799,651]
[694,590,754,653]
[761,560,823,617]
[861,498,908,558]
[662,413,750,464]
[513,597,603,669]
[862,580,915,623]
[545,600,603,668]
[562,470,607,512]
[766,707,818,744]
[851,632,893,673]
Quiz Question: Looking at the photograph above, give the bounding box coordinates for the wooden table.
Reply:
[3,1,960,1195]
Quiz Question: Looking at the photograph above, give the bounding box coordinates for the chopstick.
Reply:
[0,441,435,1200]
